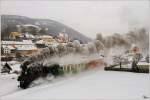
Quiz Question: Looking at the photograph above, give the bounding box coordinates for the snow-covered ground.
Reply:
[0,73,21,97]
[0,69,149,100]
[0,62,21,97]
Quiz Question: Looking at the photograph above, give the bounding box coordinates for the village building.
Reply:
[2,45,16,54]
[23,32,35,39]
[56,33,69,43]
[35,35,58,48]
[9,32,22,40]
[1,40,38,57]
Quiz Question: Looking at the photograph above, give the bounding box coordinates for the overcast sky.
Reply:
[1,0,149,38]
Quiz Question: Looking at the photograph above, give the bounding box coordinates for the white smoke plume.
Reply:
[27,39,105,67]
[95,27,149,66]
[96,27,149,55]
[25,27,148,68]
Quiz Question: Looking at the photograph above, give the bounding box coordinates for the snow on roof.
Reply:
[2,40,34,45]
[40,35,53,39]
[24,33,35,39]
[16,45,37,50]
[2,45,16,50]
[22,40,33,43]
[36,40,45,44]
[23,24,40,28]
[2,40,37,50]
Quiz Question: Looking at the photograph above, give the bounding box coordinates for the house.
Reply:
[23,32,35,39]
[9,32,22,39]
[35,35,58,48]
[1,40,38,57]
[56,33,69,43]
[1,45,16,61]
[2,45,16,54]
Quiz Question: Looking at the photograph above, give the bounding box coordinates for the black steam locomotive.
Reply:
[17,60,64,89]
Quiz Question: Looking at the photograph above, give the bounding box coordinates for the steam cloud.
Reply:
[96,27,149,55]
[25,27,148,67]
[27,38,104,66]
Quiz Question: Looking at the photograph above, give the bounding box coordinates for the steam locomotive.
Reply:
[17,58,104,89]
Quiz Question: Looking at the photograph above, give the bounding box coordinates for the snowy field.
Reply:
[0,62,21,97]
[0,73,21,97]
[0,68,149,100]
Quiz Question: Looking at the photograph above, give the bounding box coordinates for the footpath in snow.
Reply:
[1,70,149,100]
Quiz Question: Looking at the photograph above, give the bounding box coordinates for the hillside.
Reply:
[1,15,91,43]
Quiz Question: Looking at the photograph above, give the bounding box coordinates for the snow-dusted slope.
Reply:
[1,70,149,100]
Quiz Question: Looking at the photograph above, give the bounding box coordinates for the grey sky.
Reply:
[1,0,149,38]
